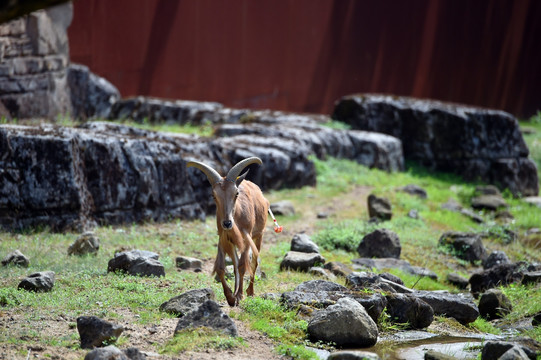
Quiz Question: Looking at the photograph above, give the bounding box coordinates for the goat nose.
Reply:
[222,220,233,229]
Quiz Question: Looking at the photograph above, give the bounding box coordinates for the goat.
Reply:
[187,157,273,306]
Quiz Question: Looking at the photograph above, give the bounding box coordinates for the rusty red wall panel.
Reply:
[68,0,541,117]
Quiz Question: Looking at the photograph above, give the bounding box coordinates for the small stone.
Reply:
[478,289,512,320]
[159,288,215,317]
[270,200,295,216]
[68,232,99,256]
[291,233,319,253]
[367,194,392,221]
[1,250,29,267]
[280,251,325,272]
[175,256,203,270]
[174,300,237,336]
[400,184,427,199]
[357,229,401,259]
[77,316,124,349]
[18,271,55,292]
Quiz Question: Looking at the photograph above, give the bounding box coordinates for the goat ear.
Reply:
[236,170,249,186]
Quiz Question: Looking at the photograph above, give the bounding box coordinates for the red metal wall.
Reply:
[68,0,541,118]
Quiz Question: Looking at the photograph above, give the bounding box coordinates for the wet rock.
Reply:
[357,228,401,259]
[328,350,380,360]
[385,293,434,329]
[352,258,437,280]
[18,271,54,292]
[367,194,392,221]
[414,291,479,325]
[332,94,538,196]
[291,233,319,253]
[481,341,537,360]
[68,231,99,256]
[280,251,325,272]
[77,316,124,349]
[160,288,215,317]
[1,249,29,267]
[469,262,531,295]
[438,232,487,263]
[307,297,378,347]
[175,256,203,271]
[323,261,353,277]
[483,251,510,269]
[108,250,165,277]
[68,63,120,120]
[174,300,237,336]
[478,289,512,320]
[270,200,295,216]
[400,184,427,199]
[446,273,469,290]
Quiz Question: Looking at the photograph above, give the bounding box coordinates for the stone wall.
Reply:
[332,94,539,196]
[0,2,72,119]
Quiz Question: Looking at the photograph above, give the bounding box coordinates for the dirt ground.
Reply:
[0,186,374,360]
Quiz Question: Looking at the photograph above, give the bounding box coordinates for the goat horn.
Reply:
[226,157,262,182]
[187,160,223,186]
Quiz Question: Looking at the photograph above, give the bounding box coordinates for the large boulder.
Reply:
[68,63,120,120]
[307,297,378,347]
[332,94,539,196]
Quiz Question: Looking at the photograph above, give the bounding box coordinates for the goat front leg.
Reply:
[215,246,236,306]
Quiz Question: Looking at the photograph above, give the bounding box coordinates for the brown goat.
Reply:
[187,157,269,306]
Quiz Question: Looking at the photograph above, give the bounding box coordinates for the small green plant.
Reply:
[313,220,377,252]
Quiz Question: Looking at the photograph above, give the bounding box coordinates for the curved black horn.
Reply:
[226,157,262,182]
[187,160,223,186]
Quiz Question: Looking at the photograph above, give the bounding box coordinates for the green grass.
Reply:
[1,114,541,356]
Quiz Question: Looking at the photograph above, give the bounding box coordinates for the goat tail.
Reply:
[268,208,283,233]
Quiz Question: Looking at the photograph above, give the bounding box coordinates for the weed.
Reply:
[161,327,246,354]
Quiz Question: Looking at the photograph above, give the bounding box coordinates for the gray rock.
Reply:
[1,249,29,267]
[84,345,128,360]
[367,194,392,221]
[522,271,541,285]
[478,289,512,320]
[357,228,401,259]
[309,267,337,281]
[414,291,479,325]
[446,273,469,289]
[352,258,437,280]
[328,350,380,360]
[460,208,485,224]
[307,297,378,347]
[280,251,325,272]
[385,293,434,329]
[441,198,463,212]
[471,194,508,211]
[346,271,412,294]
[68,232,99,256]
[400,184,427,199]
[407,209,420,219]
[108,251,165,277]
[499,346,530,360]
[323,261,353,277]
[438,232,487,263]
[68,63,120,120]
[523,196,541,208]
[115,250,159,260]
[175,256,203,271]
[18,271,54,292]
[295,280,348,293]
[532,311,541,326]
[159,288,215,317]
[77,316,124,349]
[481,341,537,360]
[483,251,510,269]
[174,300,237,336]
[270,200,295,216]
[291,233,319,253]
[332,94,538,196]
[475,185,502,196]
[469,262,530,295]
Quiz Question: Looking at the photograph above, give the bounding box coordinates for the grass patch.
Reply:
[161,328,246,354]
